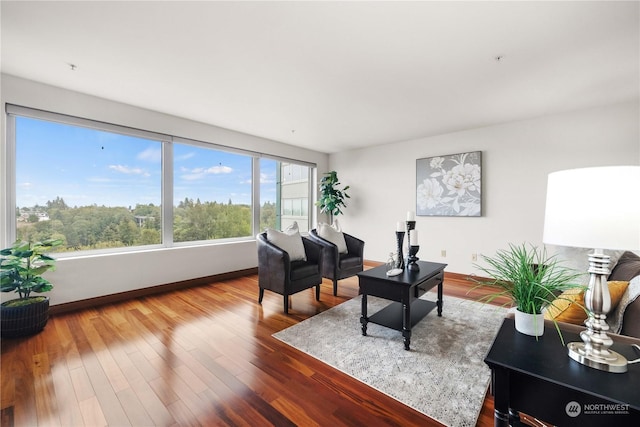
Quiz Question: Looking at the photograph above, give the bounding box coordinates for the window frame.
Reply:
[5,104,316,257]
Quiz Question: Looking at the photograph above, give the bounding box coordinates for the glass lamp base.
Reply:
[567,342,628,373]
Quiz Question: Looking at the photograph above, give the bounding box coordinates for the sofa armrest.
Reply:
[257,233,289,291]
[621,295,640,338]
[308,229,338,275]
[506,311,640,345]
[344,233,365,258]
[302,236,322,265]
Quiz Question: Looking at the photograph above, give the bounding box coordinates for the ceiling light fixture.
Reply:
[68,63,78,71]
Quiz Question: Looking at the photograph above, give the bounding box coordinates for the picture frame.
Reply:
[416,151,482,217]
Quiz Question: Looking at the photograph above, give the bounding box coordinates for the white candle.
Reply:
[410,229,418,245]
[396,221,404,232]
[407,211,415,221]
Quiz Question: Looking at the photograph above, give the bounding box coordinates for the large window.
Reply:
[258,160,311,233]
[14,116,163,252]
[173,142,252,242]
[6,106,314,254]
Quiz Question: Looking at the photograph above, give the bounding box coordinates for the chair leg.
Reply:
[284,295,289,314]
[333,279,338,296]
[315,285,320,301]
[258,288,264,304]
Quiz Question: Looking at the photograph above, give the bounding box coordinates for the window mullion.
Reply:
[252,157,260,237]
[163,141,174,247]
[3,114,17,246]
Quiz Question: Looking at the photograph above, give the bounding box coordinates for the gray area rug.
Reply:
[273,294,507,427]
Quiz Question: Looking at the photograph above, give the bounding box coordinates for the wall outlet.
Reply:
[472,253,477,261]
[441,249,446,257]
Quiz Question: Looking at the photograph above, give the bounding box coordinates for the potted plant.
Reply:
[473,243,583,338]
[1,238,62,338]
[315,170,350,224]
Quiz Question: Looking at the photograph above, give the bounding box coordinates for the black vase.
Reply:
[0,296,50,338]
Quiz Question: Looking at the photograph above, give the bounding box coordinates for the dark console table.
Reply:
[485,318,640,427]
[358,261,447,350]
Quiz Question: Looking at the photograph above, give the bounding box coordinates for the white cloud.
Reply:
[206,165,233,174]
[176,152,195,162]
[260,172,276,184]
[109,164,150,177]
[179,165,233,181]
[137,147,162,162]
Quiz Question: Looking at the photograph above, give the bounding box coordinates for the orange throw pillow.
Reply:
[544,288,587,324]
[544,281,629,325]
[608,281,629,308]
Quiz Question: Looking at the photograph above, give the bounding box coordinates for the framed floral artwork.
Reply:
[416,151,482,216]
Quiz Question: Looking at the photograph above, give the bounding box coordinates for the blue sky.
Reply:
[16,116,277,208]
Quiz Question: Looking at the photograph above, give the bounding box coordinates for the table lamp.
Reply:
[543,166,640,373]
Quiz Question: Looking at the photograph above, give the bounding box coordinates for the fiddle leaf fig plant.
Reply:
[1,238,63,304]
[315,171,350,223]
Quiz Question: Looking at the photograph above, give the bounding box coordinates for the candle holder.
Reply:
[406,221,416,234]
[408,245,420,271]
[406,220,416,264]
[395,231,405,269]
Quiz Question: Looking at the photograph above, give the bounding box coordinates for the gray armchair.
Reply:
[308,229,364,296]
[256,232,323,314]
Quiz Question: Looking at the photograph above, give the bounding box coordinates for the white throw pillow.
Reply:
[318,222,348,254]
[266,221,307,261]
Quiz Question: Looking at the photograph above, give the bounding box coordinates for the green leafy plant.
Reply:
[473,243,583,314]
[1,239,63,305]
[471,243,585,342]
[315,171,350,222]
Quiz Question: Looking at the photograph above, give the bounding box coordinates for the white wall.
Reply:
[0,74,329,305]
[2,74,637,305]
[329,101,640,274]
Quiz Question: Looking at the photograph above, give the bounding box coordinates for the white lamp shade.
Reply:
[543,166,640,250]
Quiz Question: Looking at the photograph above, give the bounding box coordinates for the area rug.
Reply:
[273,294,507,427]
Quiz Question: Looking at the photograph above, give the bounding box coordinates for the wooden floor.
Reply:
[1,267,511,427]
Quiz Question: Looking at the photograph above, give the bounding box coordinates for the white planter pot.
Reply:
[515,309,545,337]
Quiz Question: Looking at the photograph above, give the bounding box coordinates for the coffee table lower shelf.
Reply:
[368,299,437,331]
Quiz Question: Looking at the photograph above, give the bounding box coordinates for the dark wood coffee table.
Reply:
[358,261,447,350]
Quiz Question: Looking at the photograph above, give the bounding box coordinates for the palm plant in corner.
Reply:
[1,238,63,338]
[315,170,350,225]
[472,243,583,340]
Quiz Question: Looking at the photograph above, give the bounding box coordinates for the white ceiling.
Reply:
[1,1,638,154]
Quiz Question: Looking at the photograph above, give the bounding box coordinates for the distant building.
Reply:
[279,163,310,232]
[134,215,155,227]
[18,211,49,222]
